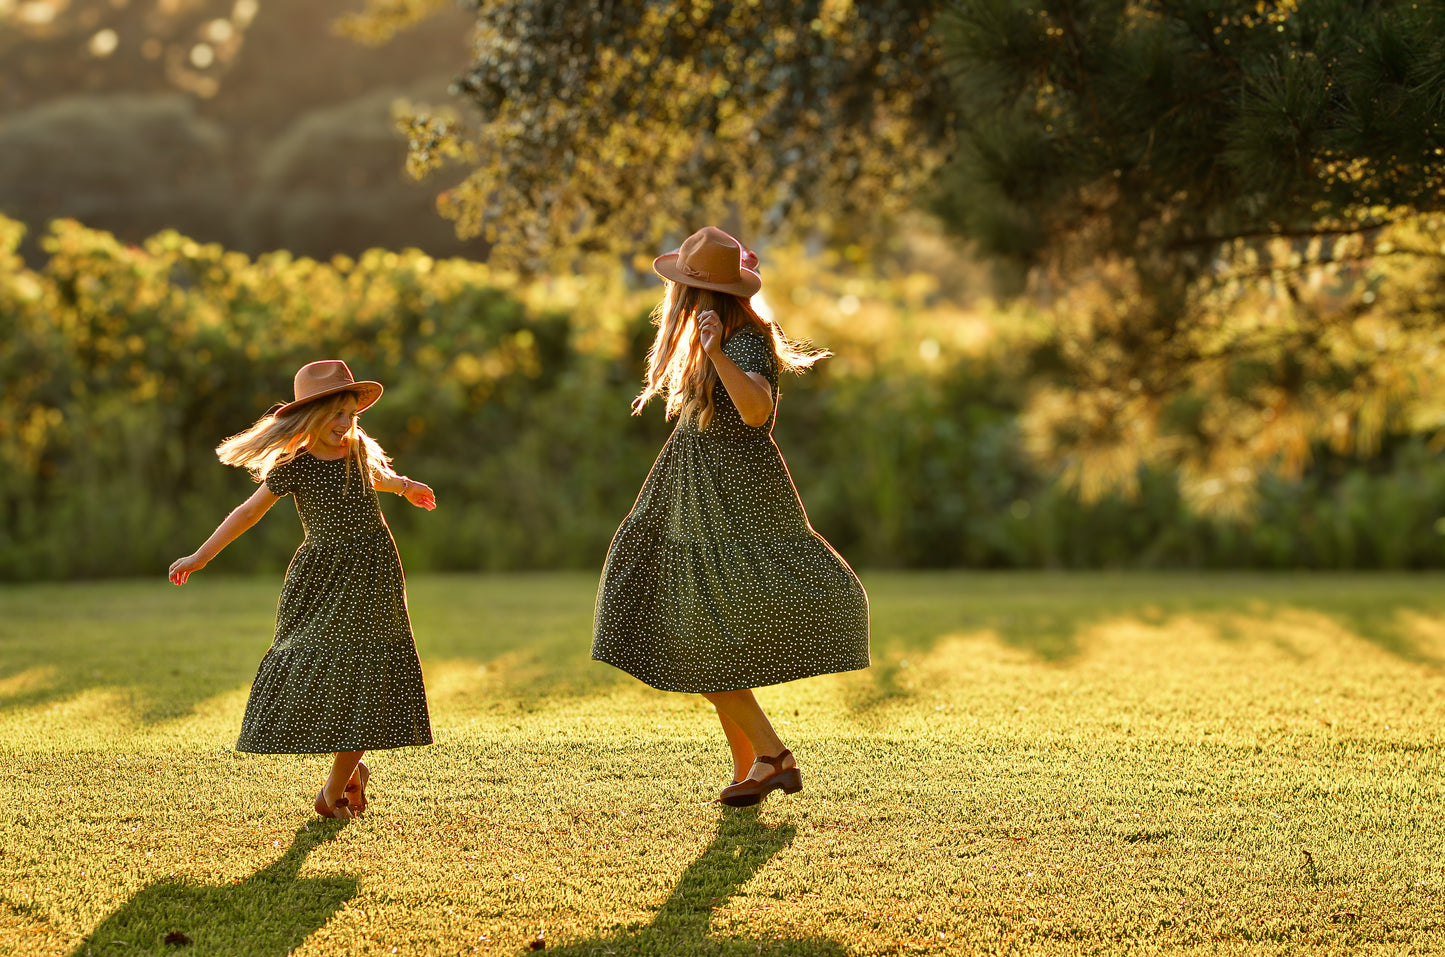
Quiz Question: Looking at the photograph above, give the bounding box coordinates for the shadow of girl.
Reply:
[546,810,846,956]
[71,820,357,956]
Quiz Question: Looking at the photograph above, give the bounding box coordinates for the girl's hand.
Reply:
[169,554,206,585]
[403,480,437,511]
[697,309,724,357]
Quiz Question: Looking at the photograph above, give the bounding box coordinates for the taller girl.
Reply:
[592,227,870,806]
[170,360,436,819]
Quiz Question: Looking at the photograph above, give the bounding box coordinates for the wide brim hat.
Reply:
[653,226,762,297]
[272,360,383,417]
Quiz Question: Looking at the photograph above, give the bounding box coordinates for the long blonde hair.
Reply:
[632,283,829,430]
[216,391,395,493]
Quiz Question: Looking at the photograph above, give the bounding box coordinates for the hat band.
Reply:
[680,262,734,284]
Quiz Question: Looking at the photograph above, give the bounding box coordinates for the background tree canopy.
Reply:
[367,0,1445,509]
[344,0,953,268]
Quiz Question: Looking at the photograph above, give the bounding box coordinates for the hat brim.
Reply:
[653,253,762,297]
[273,381,383,418]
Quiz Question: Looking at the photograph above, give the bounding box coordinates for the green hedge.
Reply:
[3,216,1444,581]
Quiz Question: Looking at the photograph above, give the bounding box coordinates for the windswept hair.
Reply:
[215,390,395,493]
[632,283,829,430]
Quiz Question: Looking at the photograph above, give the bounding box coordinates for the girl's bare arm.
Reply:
[697,311,773,427]
[168,484,281,584]
[374,473,437,510]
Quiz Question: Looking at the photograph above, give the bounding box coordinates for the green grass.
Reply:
[2,571,1444,956]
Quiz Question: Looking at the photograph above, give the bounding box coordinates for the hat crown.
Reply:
[675,226,745,286]
[651,226,761,296]
[293,360,357,403]
[270,360,382,417]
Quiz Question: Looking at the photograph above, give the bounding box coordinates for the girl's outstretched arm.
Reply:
[168,484,281,584]
[375,474,437,511]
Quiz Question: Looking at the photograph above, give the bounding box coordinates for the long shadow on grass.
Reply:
[546,810,846,956]
[840,574,1445,712]
[868,573,1445,667]
[6,574,1442,725]
[70,820,355,956]
[0,574,613,723]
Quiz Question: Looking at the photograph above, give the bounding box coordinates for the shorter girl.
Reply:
[170,359,437,820]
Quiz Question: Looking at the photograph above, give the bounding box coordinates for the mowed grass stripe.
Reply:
[1,572,1442,955]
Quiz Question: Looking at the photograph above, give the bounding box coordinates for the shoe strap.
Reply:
[756,748,792,769]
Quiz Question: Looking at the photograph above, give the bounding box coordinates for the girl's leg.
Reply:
[701,689,797,782]
[714,707,756,783]
[324,750,365,805]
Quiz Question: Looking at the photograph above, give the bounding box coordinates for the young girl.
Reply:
[169,359,437,820]
[592,226,870,806]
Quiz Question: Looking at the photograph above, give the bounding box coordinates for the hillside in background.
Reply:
[0,0,480,263]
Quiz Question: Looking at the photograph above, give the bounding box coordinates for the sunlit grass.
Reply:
[2,572,1443,955]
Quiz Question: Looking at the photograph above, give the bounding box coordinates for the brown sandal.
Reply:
[315,788,353,820]
[344,761,370,815]
[718,749,802,807]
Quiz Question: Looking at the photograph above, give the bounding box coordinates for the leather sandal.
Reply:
[344,761,370,815]
[718,749,802,807]
[315,788,353,820]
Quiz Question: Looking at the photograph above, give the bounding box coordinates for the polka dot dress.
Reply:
[592,328,871,693]
[234,452,433,754]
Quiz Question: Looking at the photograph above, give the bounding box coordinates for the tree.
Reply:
[358,0,1445,512]
[341,0,954,269]
[935,0,1445,509]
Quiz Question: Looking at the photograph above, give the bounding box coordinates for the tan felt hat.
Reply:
[273,360,383,417]
[653,226,762,297]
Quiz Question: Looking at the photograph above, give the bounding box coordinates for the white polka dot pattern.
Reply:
[235,452,433,754]
[592,329,871,693]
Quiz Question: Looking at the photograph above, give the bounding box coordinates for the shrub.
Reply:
[3,215,1444,580]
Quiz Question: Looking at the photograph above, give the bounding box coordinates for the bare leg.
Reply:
[701,689,797,783]
[714,708,755,783]
[324,750,365,806]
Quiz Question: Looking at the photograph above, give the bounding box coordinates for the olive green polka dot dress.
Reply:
[234,452,433,754]
[592,328,870,693]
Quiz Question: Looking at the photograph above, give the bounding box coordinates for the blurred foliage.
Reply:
[345,0,953,270]
[936,0,1445,511]
[6,213,1445,581]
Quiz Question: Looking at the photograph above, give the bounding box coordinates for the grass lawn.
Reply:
[1,571,1443,956]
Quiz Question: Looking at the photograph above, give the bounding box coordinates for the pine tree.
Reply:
[937,0,1445,509]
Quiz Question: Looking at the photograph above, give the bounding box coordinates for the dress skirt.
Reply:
[592,329,870,693]
[235,452,433,754]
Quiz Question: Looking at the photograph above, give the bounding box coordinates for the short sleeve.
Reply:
[722,330,777,385]
[264,457,297,497]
